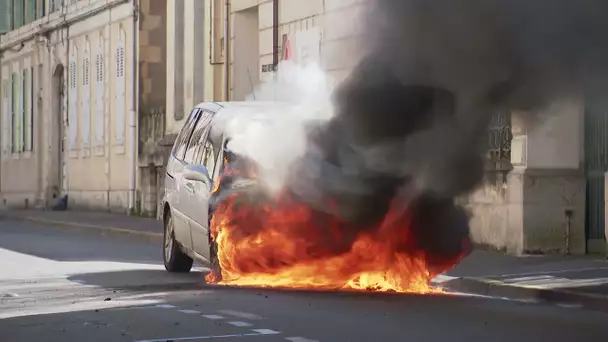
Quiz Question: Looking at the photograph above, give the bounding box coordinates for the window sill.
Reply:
[93,146,105,156]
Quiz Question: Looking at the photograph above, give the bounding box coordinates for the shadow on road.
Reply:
[66,269,208,292]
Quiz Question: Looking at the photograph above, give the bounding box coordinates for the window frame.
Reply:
[171,108,201,162]
[184,110,214,165]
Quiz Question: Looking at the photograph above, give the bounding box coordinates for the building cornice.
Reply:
[0,0,132,52]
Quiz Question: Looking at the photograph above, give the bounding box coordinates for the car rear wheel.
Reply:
[163,213,193,273]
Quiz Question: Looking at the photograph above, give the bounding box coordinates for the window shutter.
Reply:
[95,47,104,148]
[22,68,30,152]
[37,0,44,19]
[0,1,9,34]
[13,73,21,153]
[10,74,16,153]
[28,66,33,151]
[69,50,78,151]
[114,40,125,147]
[2,80,9,155]
[81,48,91,150]
[14,0,23,27]
[25,0,35,24]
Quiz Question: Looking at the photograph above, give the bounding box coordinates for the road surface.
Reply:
[1,217,607,342]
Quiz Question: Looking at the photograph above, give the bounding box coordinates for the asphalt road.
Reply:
[1,218,607,342]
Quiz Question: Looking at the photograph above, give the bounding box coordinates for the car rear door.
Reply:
[180,110,218,261]
[166,108,202,251]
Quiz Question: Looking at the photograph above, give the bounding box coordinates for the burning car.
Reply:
[161,96,471,294]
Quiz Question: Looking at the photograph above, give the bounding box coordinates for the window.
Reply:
[200,140,219,178]
[184,111,213,164]
[172,109,200,161]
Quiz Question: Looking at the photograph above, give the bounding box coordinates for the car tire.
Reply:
[163,213,194,273]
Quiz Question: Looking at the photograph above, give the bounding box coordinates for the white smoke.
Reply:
[212,60,337,194]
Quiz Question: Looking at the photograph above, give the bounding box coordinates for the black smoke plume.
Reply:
[286,0,608,262]
[211,0,608,279]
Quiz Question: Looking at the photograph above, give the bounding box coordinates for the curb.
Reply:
[2,213,163,243]
[443,276,608,311]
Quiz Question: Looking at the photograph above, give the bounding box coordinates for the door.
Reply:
[584,100,608,254]
[51,64,65,199]
[168,108,201,250]
[181,111,216,261]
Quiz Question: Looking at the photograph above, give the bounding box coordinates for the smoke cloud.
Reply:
[214,0,608,269]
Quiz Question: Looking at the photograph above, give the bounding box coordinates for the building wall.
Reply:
[64,3,136,212]
[0,0,138,211]
[467,100,587,255]
[0,39,41,208]
[227,0,367,99]
[137,0,167,217]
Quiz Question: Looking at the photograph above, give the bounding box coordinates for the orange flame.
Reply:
[205,164,465,294]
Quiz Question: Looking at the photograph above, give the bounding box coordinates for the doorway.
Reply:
[50,64,65,200]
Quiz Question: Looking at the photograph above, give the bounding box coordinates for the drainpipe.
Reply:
[272,0,279,70]
[223,0,230,100]
[128,0,140,215]
[272,0,279,94]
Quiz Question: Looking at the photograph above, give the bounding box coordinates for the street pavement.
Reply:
[1,218,608,341]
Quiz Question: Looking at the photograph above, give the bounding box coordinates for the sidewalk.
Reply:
[442,250,608,310]
[0,209,163,241]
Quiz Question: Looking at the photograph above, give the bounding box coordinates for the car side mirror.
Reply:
[184,164,211,186]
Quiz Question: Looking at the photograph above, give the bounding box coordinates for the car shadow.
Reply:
[66,268,208,292]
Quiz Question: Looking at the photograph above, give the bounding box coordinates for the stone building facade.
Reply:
[0,0,168,216]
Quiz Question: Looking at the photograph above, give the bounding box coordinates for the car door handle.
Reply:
[184,182,195,193]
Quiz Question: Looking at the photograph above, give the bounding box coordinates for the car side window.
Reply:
[172,108,200,161]
[184,111,213,164]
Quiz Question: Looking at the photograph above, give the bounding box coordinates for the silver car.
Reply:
[160,101,277,274]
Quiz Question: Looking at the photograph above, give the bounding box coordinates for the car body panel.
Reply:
[162,101,292,266]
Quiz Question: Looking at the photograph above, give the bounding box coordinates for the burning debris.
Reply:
[205,0,608,292]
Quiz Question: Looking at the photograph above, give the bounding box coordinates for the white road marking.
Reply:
[218,309,264,320]
[253,329,280,335]
[106,306,159,311]
[136,331,279,341]
[178,309,202,314]
[202,314,225,320]
[285,337,319,342]
[431,275,459,283]
[556,303,583,309]
[489,266,608,278]
[155,304,176,309]
[228,321,253,327]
